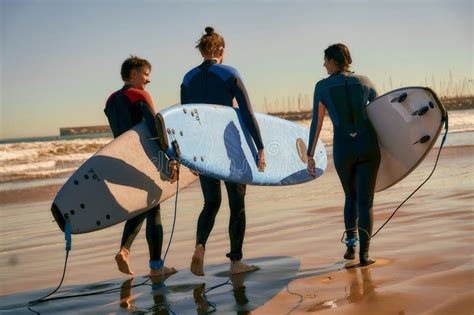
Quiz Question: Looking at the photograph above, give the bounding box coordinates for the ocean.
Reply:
[1,109,472,193]
[0,133,113,191]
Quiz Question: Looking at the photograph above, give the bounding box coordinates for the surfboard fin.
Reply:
[172,140,181,159]
[411,105,430,116]
[154,114,169,152]
[390,92,408,103]
[413,135,431,145]
[51,203,66,232]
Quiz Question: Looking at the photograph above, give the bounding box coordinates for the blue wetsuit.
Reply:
[307,72,380,246]
[181,60,264,150]
[181,60,264,261]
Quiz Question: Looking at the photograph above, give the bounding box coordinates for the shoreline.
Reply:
[0,145,473,313]
[1,129,472,206]
[1,107,473,143]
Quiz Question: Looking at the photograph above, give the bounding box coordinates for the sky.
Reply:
[1,0,472,139]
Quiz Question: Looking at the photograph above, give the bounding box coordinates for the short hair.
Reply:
[195,26,225,57]
[120,55,151,81]
[324,43,352,72]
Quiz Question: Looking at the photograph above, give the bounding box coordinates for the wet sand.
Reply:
[1,143,473,313]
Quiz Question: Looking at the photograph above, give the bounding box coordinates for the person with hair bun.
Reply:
[180,26,266,276]
[307,43,380,266]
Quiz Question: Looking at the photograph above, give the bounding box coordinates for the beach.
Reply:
[1,113,473,314]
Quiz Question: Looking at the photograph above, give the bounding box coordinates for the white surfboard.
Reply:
[51,122,198,234]
[155,104,327,186]
[367,87,447,192]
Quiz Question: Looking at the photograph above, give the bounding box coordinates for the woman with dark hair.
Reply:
[307,43,379,266]
[180,27,266,275]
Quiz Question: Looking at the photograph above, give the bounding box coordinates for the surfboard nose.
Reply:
[51,202,66,232]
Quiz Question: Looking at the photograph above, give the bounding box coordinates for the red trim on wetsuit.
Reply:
[123,88,156,112]
[104,86,157,138]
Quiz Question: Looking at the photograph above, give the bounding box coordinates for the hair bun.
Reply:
[205,26,214,36]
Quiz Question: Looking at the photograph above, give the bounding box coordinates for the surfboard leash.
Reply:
[341,111,449,243]
[156,159,181,283]
[285,282,304,315]
[26,216,156,310]
[27,163,182,314]
[28,220,72,307]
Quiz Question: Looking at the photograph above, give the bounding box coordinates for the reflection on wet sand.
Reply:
[345,267,375,304]
[193,283,211,314]
[193,274,252,314]
[119,273,176,314]
[0,256,298,314]
[119,278,136,311]
[118,272,260,314]
[294,263,380,313]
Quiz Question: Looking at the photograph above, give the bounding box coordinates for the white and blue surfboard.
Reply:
[156,104,327,186]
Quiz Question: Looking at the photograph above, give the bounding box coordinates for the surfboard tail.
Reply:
[422,87,448,122]
[51,202,66,232]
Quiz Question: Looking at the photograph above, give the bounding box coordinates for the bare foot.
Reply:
[229,260,260,275]
[115,248,134,275]
[190,244,205,276]
[149,265,178,277]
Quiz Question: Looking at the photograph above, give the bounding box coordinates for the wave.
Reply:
[0,167,79,183]
[0,148,39,163]
[1,160,57,174]
[0,137,112,183]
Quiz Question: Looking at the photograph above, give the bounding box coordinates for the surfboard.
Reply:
[155,104,327,186]
[51,122,198,234]
[366,87,447,192]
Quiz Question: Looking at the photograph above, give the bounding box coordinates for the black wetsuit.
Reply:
[180,60,264,261]
[307,72,380,246]
[105,85,163,264]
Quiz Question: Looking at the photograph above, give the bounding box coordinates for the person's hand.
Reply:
[307,156,316,178]
[168,160,178,183]
[257,149,266,172]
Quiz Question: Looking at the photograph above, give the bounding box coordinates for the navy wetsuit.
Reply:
[307,72,380,246]
[105,85,164,264]
[180,60,264,261]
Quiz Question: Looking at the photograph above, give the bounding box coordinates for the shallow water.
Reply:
[1,256,299,314]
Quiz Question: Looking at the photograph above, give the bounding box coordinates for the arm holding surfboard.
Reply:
[179,58,266,172]
[307,82,327,177]
[231,75,266,172]
[138,100,178,182]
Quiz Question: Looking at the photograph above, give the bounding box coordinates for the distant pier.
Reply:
[60,125,111,136]
[59,96,473,134]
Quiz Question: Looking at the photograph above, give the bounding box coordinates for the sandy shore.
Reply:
[1,140,473,313]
